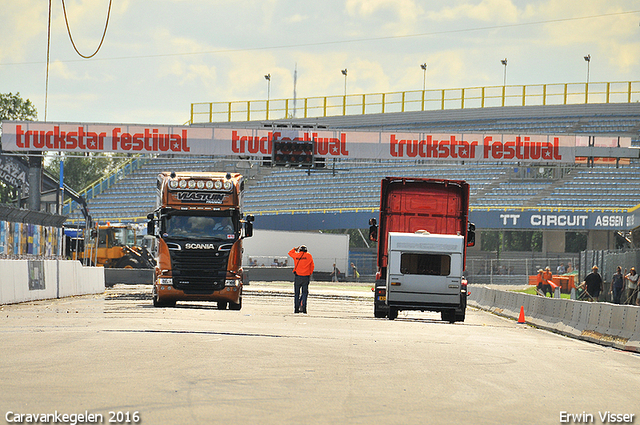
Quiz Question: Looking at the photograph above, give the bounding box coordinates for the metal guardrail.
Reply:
[190,81,640,123]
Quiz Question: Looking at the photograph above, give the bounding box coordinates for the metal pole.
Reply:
[501,58,507,86]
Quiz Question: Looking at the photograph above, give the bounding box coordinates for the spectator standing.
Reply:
[330,263,341,282]
[611,266,624,304]
[288,245,315,314]
[624,267,639,305]
[566,262,574,273]
[351,262,359,281]
[557,263,566,274]
[583,266,603,301]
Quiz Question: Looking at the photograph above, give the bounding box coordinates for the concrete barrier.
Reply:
[0,259,104,305]
[104,268,154,286]
[620,307,640,352]
[468,285,640,353]
[245,266,295,282]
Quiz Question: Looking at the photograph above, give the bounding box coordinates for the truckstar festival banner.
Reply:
[2,120,607,164]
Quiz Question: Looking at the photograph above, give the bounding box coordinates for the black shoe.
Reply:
[301,309,307,314]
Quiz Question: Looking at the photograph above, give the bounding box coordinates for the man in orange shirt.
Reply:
[288,245,315,314]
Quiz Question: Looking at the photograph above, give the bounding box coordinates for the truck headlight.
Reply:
[225,279,240,287]
[159,277,173,286]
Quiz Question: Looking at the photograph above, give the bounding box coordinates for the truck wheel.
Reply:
[217,301,228,310]
[116,257,142,269]
[153,294,175,307]
[153,287,175,307]
[441,310,455,323]
[455,309,466,322]
[388,307,398,320]
[374,306,387,318]
[229,298,242,311]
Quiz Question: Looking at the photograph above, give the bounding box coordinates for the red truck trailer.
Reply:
[369,177,475,322]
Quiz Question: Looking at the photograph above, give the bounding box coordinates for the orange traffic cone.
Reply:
[517,306,526,324]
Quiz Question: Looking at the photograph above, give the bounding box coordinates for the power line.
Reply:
[3,8,640,66]
[44,0,52,121]
[61,0,113,59]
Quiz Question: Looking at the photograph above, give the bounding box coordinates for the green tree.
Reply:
[481,231,500,253]
[0,92,38,204]
[565,232,587,253]
[504,230,542,252]
[0,92,37,121]
[45,154,118,192]
[480,230,542,254]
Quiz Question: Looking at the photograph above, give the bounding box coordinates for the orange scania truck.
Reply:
[147,171,254,308]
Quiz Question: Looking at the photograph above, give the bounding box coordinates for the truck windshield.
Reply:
[164,214,235,240]
[400,253,451,276]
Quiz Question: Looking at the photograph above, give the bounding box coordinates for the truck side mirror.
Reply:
[368,218,378,242]
[244,215,254,238]
[147,213,155,236]
[467,222,476,247]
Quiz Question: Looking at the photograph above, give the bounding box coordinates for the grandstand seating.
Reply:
[67,157,640,223]
[67,156,226,222]
[66,103,640,224]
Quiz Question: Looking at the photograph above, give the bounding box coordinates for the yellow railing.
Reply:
[62,197,632,225]
[190,81,640,124]
[242,205,630,216]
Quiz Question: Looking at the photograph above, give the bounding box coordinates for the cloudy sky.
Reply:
[1,0,639,125]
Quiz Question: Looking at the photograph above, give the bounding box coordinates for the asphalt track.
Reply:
[1,282,639,425]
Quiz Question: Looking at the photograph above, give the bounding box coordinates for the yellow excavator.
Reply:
[69,223,155,269]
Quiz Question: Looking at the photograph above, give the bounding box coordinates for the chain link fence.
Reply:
[580,249,640,285]
[465,256,579,285]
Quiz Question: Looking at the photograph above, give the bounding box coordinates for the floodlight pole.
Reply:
[584,55,591,104]
[584,54,591,84]
[341,69,348,115]
[501,58,508,107]
[265,74,271,101]
[341,69,348,96]
[501,58,508,86]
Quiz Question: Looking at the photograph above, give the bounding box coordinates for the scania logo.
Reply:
[185,243,216,249]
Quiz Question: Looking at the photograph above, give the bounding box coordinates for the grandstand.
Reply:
[67,102,640,224]
[58,100,640,282]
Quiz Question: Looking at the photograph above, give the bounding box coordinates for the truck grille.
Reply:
[170,249,229,293]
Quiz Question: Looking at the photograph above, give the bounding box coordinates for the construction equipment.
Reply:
[68,222,155,269]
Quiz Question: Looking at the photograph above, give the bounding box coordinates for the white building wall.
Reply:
[243,230,349,274]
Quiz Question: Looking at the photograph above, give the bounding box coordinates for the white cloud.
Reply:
[0,2,47,63]
[347,0,422,17]
[286,14,308,24]
[3,0,639,124]
[50,60,79,81]
[345,0,424,35]
[427,0,519,23]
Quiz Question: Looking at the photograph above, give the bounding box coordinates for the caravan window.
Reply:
[400,253,451,276]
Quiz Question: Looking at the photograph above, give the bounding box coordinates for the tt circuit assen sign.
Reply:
[470,210,638,231]
[1,121,583,163]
